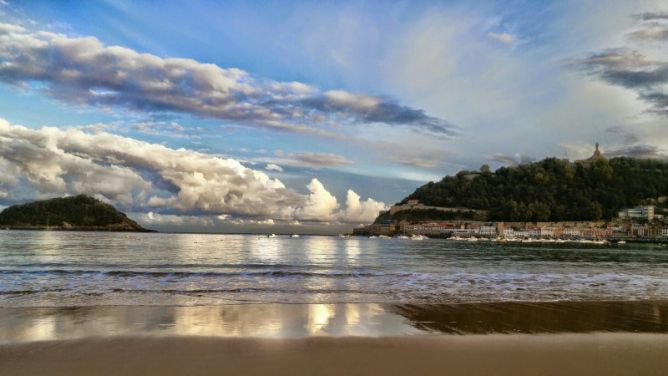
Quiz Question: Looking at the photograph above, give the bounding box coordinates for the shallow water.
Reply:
[1,231,668,307]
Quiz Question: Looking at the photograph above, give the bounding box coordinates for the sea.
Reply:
[1,231,667,307]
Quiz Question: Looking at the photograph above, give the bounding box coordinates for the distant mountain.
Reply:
[379,156,668,223]
[0,195,152,232]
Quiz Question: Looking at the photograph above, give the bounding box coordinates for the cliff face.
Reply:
[0,195,153,232]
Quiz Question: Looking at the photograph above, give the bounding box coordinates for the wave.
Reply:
[0,287,379,296]
[4,262,339,269]
[0,269,401,279]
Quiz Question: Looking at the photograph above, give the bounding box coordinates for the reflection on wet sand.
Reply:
[393,300,668,334]
[2,300,667,344]
[0,304,419,344]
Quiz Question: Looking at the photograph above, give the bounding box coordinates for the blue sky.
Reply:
[0,0,667,233]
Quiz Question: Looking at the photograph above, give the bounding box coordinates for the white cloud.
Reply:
[0,22,455,136]
[265,163,283,172]
[0,118,385,223]
[135,211,217,227]
[341,190,386,223]
[295,178,340,221]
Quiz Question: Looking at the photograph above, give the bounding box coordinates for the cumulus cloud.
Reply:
[341,190,386,223]
[0,22,455,136]
[295,178,339,221]
[0,118,386,223]
[487,32,517,45]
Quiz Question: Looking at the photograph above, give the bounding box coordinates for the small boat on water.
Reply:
[267,234,277,238]
[617,240,626,245]
[368,235,377,239]
[379,235,391,239]
[410,234,427,240]
[290,234,300,238]
[396,235,409,239]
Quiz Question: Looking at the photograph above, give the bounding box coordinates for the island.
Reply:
[0,195,153,232]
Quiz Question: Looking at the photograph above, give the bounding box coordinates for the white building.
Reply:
[563,228,580,237]
[539,228,554,237]
[618,205,655,221]
[479,226,496,236]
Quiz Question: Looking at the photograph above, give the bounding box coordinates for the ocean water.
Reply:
[1,231,668,307]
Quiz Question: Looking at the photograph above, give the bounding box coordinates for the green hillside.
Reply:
[392,157,668,222]
[0,195,151,231]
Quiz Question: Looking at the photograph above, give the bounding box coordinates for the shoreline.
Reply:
[1,334,667,375]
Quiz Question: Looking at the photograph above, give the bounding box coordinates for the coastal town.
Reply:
[354,200,668,242]
[354,144,668,243]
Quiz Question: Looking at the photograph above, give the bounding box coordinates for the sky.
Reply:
[0,0,667,233]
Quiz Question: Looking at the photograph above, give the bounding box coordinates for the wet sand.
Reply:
[2,300,667,343]
[1,334,667,376]
[1,302,667,375]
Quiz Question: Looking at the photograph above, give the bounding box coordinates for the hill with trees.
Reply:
[0,195,152,232]
[384,157,668,222]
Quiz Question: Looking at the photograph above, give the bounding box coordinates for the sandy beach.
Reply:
[1,334,667,376]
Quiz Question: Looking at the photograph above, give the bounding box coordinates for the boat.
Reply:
[369,235,377,239]
[267,234,277,238]
[617,240,626,245]
[410,234,427,240]
[290,234,300,238]
[396,235,409,239]
[378,235,391,239]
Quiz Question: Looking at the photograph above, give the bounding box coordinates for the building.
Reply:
[479,225,496,236]
[563,228,580,237]
[618,206,655,221]
[577,142,606,164]
[631,223,649,237]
